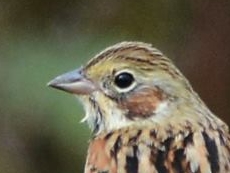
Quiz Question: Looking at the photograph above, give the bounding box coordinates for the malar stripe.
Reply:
[125,145,138,173]
[89,97,103,134]
[202,131,220,173]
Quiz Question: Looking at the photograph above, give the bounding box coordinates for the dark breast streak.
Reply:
[84,126,228,173]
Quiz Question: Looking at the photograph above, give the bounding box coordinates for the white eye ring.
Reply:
[114,70,137,93]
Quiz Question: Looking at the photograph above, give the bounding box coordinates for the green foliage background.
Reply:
[0,1,229,173]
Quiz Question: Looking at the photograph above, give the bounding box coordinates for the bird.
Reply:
[48,41,230,173]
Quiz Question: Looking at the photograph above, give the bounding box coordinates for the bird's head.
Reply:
[48,42,198,134]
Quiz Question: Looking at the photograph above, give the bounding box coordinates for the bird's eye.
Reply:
[114,72,134,89]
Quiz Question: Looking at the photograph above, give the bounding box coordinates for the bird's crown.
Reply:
[48,41,226,134]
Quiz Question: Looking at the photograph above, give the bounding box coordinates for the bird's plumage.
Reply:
[48,41,230,173]
[85,124,230,173]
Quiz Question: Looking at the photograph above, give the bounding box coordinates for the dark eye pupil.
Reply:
[114,72,134,88]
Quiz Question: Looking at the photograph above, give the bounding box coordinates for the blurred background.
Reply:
[0,0,230,173]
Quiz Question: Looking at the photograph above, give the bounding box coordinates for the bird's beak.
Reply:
[47,68,96,95]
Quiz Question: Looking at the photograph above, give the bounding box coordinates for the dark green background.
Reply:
[1,1,230,173]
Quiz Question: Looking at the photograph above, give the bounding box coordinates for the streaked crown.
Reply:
[48,41,226,134]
